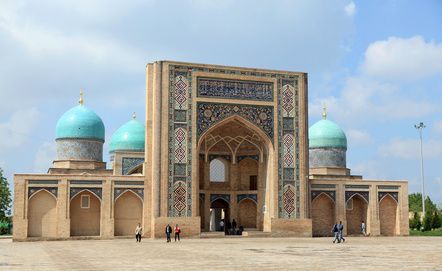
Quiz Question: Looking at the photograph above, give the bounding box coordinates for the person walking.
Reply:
[174,224,181,242]
[338,221,345,242]
[165,224,172,243]
[361,220,366,236]
[219,219,224,232]
[331,222,340,243]
[135,223,143,243]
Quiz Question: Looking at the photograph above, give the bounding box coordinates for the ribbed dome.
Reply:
[56,105,105,141]
[109,118,145,153]
[309,119,347,149]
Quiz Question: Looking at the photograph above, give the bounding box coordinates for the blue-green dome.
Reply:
[109,118,145,153]
[309,119,347,149]
[56,105,105,141]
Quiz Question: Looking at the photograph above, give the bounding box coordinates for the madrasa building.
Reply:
[13,61,409,241]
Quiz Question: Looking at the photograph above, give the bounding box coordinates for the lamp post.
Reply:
[414,122,426,216]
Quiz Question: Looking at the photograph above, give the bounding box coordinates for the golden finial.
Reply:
[322,103,327,120]
[132,112,136,119]
[79,89,84,105]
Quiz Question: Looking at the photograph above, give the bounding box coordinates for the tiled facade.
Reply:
[13,61,408,241]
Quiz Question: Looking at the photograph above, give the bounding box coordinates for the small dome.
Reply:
[56,104,105,141]
[109,117,145,153]
[309,119,347,149]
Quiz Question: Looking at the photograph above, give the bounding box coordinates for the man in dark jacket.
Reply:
[332,222,339,243]
[165,224,172,243]
[338,221,345,243]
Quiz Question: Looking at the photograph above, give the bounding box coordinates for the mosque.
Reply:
[13,61,409,240]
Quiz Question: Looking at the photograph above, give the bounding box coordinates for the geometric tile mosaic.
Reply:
[197,102,274,141]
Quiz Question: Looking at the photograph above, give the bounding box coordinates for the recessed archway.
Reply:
[311,193,335,237]
[210,198,230,232]
[70,190,101,236]
[238,198,257,228]
[28,190,57,238]
[196,115,275,233]
[346,194,368,235]
[379,194,398,236]
[114,190,143,236]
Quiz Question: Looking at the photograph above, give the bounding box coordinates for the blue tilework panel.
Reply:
[197,77,273,101]
[197,102,274,140]
[122,157,145,175]
[56,139,103,161]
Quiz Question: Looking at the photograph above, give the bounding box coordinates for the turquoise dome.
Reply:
[309,119,347,149]
[56,105,105,141]
[109,118,145,153]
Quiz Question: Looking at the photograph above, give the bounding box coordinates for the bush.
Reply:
[409,212,422,230]
[431,211,441,229]
[0,221,9,235]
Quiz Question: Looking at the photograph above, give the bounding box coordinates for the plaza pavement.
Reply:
[0,236,441,270]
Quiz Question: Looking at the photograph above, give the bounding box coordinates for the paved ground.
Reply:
[0,237,441,270]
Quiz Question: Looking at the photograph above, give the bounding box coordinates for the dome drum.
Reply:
[309,148,346,168]
[56,138,103,161]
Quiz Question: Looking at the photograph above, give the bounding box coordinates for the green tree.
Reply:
[431,211,441,229]
[408,193,437,214]
[0,168,12,222]
[409,212,421,230]
[409,193,422,213]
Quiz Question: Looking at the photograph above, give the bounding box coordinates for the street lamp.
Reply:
[414,122,426,216]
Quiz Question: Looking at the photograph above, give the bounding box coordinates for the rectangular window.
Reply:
[249,175,257,190]
[81,195,90,209]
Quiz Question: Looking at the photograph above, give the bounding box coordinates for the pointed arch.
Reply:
[198,114,274,152]
[311,193,335,237]
[28,189,57,238]
[114,190,143,236]
[346,193,369,205]
[312,191,335,204]
[29,188,57,201]
[70,190,101,236]
[70,189,102,203]
[238,198,257,228]
[114,189,144,202]
[379,193,398,204]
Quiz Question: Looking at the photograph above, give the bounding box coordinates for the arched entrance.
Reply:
[28,190,57,238]
[70,190,101,236]
[238,199,257,228]
[114,191,143,236]
[196,116,274,233]
[311,193,335,237]
[210,198,229,232]
[379,195,398,236]
[346,194,368,235]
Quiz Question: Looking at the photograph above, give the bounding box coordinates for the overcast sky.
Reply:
[1,0,441,204]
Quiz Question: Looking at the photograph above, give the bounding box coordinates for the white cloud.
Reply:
[0,108,41,149]
[344,2,356,17]
[433,121,442,134]
[346,129,373,146]
[0,1,143,71]
[309,76,438,124]
[379,138,442,160]
[33,141,56,173]
[361,36,442,80]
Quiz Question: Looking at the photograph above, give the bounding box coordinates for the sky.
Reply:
[0,0,441,204]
